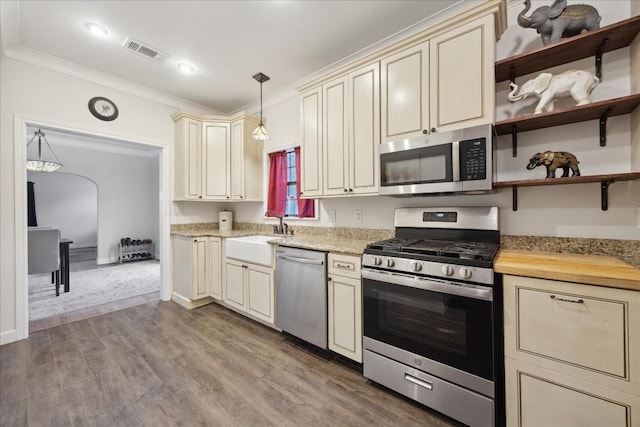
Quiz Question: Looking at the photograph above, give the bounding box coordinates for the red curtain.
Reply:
[295,147,315,218]
[267,150,287,216]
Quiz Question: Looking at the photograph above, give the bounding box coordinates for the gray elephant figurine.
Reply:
[527,151,580,178]
[517,0,601,45]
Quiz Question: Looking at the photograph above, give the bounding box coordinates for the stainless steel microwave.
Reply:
[379,124,494,196]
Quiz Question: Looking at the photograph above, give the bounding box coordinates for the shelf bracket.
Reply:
[599,106,614,147]
[600,179,615,211]
[512,186,518,211]
[595,37,609,80]
[511,124,518,157]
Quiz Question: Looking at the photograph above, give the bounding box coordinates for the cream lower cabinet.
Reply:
[223,259,275,325]
[171,235,220,308]
[327,253,362,363]
[380,14,495,142]
[503,275,640,426]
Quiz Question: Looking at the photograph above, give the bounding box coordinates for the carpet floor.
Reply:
[28,259,160,321]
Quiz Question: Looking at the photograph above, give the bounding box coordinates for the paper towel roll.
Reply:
[219,211,233,231]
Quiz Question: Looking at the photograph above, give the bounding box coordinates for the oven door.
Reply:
[362,268,494,381]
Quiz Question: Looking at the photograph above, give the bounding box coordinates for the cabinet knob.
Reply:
[431,127,436,133]
[300,191,304,195]
[240,195,243,199]
[349,188,353,192]
[328,277,332,281]
[226,196,230,199]
[199,196,202,199]
[422,129,428,134]
[344,188,348,192]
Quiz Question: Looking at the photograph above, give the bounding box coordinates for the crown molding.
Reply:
[3,46,221,115]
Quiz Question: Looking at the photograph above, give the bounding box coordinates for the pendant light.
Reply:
[252,72,270,141]
[26,129,63,172]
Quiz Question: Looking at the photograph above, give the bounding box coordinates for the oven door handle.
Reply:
[362,269,493,301]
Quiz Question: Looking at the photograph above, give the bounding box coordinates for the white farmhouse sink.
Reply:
[225,235,277,267]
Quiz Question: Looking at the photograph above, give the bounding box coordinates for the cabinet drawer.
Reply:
[328,253,361,279]
[505,358,637,427]
[517,286,626,377]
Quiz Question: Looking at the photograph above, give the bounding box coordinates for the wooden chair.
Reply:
[28,228,62,296]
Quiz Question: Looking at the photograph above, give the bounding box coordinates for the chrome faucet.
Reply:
[265,210,285,234]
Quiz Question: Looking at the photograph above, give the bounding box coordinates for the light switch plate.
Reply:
[328,210,336,222]
[355,209,362,222]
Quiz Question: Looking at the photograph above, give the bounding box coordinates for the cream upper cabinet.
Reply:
[174,116,202,200]
[202,121,230,200]
[429,14,495,133]
[381,41,430,142]
[380,14,494,142]
[230,115,263,201]
[503,275,640,426]
[349,63,380,195]
[300,87,323,198]
[314,63,380,198]
[172,112,262,201]
[323,76,349,196]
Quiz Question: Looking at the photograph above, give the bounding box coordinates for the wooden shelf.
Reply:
[495,15,640,83]
[494,94,640,136]
[493,173,640,211]
[493,172,640,188]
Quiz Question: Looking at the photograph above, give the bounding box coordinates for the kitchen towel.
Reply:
[219,211,233,231]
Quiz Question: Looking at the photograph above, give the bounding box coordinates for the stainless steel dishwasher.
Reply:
[275,246,327,349]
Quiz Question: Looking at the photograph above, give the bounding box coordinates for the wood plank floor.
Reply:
[1,300,462,426]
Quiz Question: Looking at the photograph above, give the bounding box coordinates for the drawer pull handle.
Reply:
[404,373,433,390]
[550,295,584,304]
[334,262,354,270]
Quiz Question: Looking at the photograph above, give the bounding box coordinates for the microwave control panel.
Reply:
[460,138,486,181]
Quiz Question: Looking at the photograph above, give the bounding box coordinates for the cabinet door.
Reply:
[246,264,274,324]
[323,76,349,196]
[223,260,246,311]
[349,63,380,195]
[328,274,362,362]
[300,87,323,197]
[429,14,494,133]
[505,358,637,427]
[174,117,202,200]
[230,120,245,200]
[380,42,429,142]
[209,238,221,300]
[192,237,210,299]
[202,122,230,200]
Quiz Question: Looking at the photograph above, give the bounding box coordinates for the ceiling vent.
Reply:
[122,38,169,63]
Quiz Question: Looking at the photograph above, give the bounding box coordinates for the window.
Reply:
[267,147,315,218]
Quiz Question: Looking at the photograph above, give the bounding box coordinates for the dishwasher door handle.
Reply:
[276,254,324,265]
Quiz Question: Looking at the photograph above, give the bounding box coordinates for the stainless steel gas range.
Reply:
[362,207,503,427]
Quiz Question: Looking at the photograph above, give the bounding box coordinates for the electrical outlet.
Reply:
[327,210,336,222]
[354,209,362,222]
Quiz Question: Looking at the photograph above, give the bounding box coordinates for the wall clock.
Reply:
[88,96,119,121]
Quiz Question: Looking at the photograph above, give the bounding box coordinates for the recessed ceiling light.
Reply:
[84,22,109,38]
[177,63,194,74]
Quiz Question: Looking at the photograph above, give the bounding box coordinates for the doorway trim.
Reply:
[14,114,172,341]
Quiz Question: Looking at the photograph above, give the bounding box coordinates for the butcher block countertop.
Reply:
[495,250,640,292]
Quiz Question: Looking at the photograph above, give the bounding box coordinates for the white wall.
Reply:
[28,172,98,248]
[235,0,639,239]
[0,56,216,343]
[29,143,159,263]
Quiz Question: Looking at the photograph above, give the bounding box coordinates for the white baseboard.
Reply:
[97,257,116,265]
[171,292,214,309]
[0,329,18,345]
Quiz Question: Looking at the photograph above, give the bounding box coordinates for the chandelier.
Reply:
[26,129,62,172]
[252,72,270,141]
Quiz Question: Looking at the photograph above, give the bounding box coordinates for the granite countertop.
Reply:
[171,223,389,255]
[495,249,640,292]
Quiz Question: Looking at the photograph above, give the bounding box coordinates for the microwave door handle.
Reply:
[451,140,460,182]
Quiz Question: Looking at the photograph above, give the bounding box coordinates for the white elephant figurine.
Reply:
[508,69,599,114]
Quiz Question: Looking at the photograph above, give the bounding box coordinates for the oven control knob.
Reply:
[410,261,422,272]
[441,265,454,276]
[386,258,395,268]
[373,256,383,266]
[459,267,472,280]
